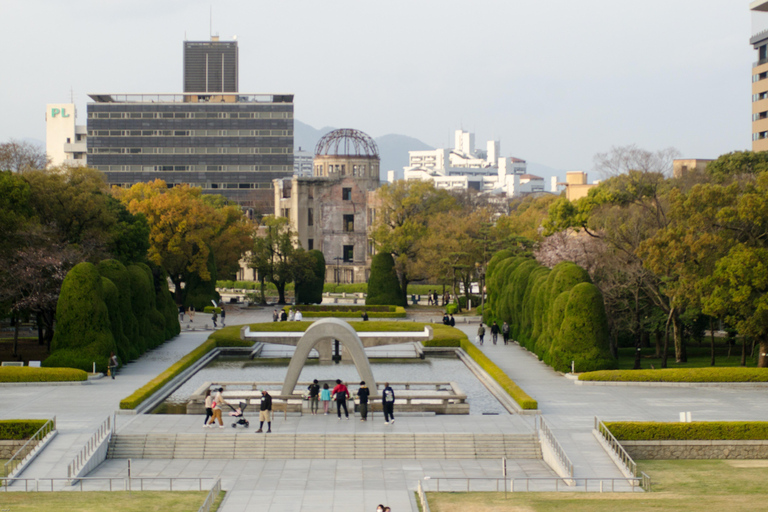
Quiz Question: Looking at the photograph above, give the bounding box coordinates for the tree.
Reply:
[0,139,49,172]
[249,216,304,304]
[372,181,458,306]
[366,252,405,307]
[295,250,326,304]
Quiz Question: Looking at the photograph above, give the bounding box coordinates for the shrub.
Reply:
[580,367,768,382]
[44,262,117,373]
[183,251,220,311]
[0,420,49,440]
[446,304,458,315]
[150,264,180,340]
[97,259,141,361]
[366,253,405,306]
[101,276,129,365]
[295,250,325,304]
[203,306,222,314]
[323,283,368,294]
[605,421,768,441]
[0,367,87,383]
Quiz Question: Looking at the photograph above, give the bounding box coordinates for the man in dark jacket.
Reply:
[256,390,273,433]
[491,321,500,345]
[357,381,370,421]
[382,382,395,425]
[332,379,350,419]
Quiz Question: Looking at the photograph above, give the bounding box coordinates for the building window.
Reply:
[308,186,314,199]
[342,188,352,200]
[308,208,314,226]
[343,214,354,232]
[343,245,354,262]
[282,208,290,218]
[308,238,314,250]
[345,269,354,284]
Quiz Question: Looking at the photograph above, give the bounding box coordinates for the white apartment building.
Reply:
[399,130,531,197]
[294,147,314,177]
[45,103,87,167]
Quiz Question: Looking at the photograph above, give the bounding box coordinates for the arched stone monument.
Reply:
[280,318,377,396]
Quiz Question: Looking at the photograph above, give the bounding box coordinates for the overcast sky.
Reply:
[1,0,757,172]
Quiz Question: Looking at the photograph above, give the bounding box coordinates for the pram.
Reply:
[227,401,249,428]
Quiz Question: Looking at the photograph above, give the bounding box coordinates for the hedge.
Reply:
[0,367,88,383]
[366,253,405,306]
[286,306,406,318]
[0,420,48,440]
[605,421,768,441]
[459,339,538,410]
[579,368,768,382]
[203,307,222,314]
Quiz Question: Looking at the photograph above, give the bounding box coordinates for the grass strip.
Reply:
[605,421,768,441]
[579,367,768,382]
[0,367,87,382]
[0,491,215,512]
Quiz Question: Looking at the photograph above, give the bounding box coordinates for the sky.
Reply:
[0,0,758,173]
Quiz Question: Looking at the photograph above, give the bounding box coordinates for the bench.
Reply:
[1,361,24,367]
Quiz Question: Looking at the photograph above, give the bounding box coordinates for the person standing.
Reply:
[256,390,273,433]
[382,382,395,425]
[280,309,288,322]
[189,305,195,322]
[320,383,331,415]
[272,309,279,322]
[295,310,303,321]
[449,314,455,327]
[208,387,225,428]
[307,379,320,415]
[220,308,226,326]
[108,352,118,379]
[203,389,213,428]
[477,323,486,345]
[502,321,510,345]
[491,321,500,345]
[357,381,370,422]
[433,291,438,306]
[361,310,369,321]
[427,291,433,305]
[332,379,350,420]
[178,305,185,322]
[288,308,295,322]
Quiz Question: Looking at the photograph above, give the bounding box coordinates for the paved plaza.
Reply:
[2,307,768,510]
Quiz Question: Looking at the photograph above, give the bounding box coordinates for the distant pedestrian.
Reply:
[433,291,438,306]
[203,389,213,427]
[442,313,449,325]
[361,310,369,321]
[220,308,226,326]
[189,305,195,322]
[427,291,433,305]
[382,382,395,424]
[491,321,500,345]
[357,381,370,422]
[256,390,273,433]
[179,305,185,321]
[449,314,455,327]
[288,308,295,322]
[108,352,118,379]
[212,311,218,328]
[280,309,288,322]
[273,309,279,322]
[502,321,510,345]
[208,387,225,428]
[376,505,384,512]
[295,310,303,321]
[308,379,320,415]
[320,383,331,414]
[477,323,485,345]
[332,379,350,420]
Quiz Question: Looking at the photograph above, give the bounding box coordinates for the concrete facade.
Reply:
[621,440,768,460]
[45,103,87,167]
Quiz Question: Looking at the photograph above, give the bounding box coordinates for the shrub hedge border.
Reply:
[0,367,88,383]
[605,421,768,441]
[0,420,48,440]
[580,367,768,382]
[282,305,406,318]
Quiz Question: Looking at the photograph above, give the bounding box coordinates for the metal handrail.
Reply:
[197,478,222,512]
[422,476,645,493]
[538,417,574,477]
[594,417,637,478]
[3,417,56,477]
[68,414,113,478]
[2,476,216,492]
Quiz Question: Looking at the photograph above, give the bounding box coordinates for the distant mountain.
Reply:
[525,162,570,193]
[293,121,433,181]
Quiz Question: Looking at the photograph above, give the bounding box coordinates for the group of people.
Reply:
[306,379,396,424]
[273,308,303,322]
[426,290,449,306]
[204,387,275,433]
[476,321,510,345]
[441,313,456,326]
[179,304,225,328]
[375,505,392,512]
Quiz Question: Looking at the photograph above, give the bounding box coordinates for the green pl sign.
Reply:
[51,107,70,118]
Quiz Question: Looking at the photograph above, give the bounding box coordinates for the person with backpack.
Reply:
[477,323,486,345]
[382,383,396,424]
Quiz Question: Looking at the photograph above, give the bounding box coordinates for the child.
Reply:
[320,383,331,415]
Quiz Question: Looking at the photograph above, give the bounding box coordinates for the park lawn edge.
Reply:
[579,367,768,382]
[0,366,87,382]
[605,421,768,441]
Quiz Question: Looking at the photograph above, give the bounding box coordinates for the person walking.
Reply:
[288,308,295,322]
[189,305,195,322]
[220,307,226,326]
[178,305,185,322]
[357,381,370,422]
[320,383,331,415]
[477,323,486,345]
[212,311,218,328]
[295,310,303,321]
[208,387,226,428]
[256,390,273,433]
[427,291,433,305]
[332,379,350,420]
[203,389,213,427]
[502,321,510,345]
[382,382,395,425]
[491,321,500,345]
[280,309,288,322]
[272,309,279,322]
[108,352,118,379]
[307,379,320,415]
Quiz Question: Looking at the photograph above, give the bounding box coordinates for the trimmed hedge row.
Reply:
[580,368,768,382]
[0,420,48,440]
[292,307,406,318]
[290,305,391,312]
[605,421,768,441]
[203,307,222,314]
[0,367,88,383]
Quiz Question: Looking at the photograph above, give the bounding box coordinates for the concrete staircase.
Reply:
[108,432,541,460]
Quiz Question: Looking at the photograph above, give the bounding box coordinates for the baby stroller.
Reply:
[227,401,249,428]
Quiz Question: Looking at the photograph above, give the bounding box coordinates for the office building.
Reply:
[183,37,238,93]
[45,103,87,167]
[752,1,768,150]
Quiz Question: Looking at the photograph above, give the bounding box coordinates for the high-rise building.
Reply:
[184,37,238,93]
[45,103,87,167]
[751,1,768,150]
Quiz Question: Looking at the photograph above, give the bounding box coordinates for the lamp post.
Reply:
[333,256,343,284]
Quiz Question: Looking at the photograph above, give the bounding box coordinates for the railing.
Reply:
[538,417,574,478]
[594,417,652,492]
[3,417,56,477]
[2,476,216,492]
[197,478,222,512]
[417,480,431,512]
[421,476,646,493]
[68,414,114,479]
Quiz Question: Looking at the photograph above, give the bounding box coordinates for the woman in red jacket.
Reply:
[332,379,350,420]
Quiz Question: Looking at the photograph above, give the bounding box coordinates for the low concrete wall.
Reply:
[621,440,768,459]
[0,440,33,458]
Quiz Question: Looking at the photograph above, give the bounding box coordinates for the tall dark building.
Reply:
[184,37,238,93]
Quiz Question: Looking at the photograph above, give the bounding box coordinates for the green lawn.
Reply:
[0,491,224,511]
[427,459,768,512]
[616,339,757,369]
